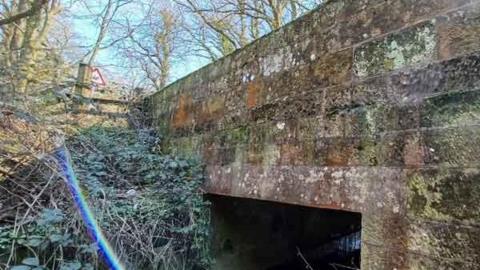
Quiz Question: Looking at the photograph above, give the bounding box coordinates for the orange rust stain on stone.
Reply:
[172,94,193,129]
[312,49,353,87]
[246,80,264,109]
[279,144,305,165]
[197,96,225,124]
[403,135,424,168]
[247,144,264,165]
[325,146,354,166]
[438,25,480,60]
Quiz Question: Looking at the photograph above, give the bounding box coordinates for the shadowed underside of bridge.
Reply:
[147,0,480,268]
[208,194,363,270]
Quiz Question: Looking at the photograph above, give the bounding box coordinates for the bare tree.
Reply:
[83,0,132,66]
[0,0,62,102]
[175,0,321,60]
[115,1,182,91]
[0,0,48,26]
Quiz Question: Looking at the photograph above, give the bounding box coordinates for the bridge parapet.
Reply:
[148,0,480,268]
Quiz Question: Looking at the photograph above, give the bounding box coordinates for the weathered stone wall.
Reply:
[148,0,480,268]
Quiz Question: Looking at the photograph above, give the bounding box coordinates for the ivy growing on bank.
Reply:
[0,126,212,269]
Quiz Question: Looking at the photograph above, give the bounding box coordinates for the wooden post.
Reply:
[73,63,92,112]
[75,63,92,97]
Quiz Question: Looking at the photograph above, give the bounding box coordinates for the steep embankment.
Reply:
[0,120,211,269]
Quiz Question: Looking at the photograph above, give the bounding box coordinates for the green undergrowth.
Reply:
[0,125,212,270]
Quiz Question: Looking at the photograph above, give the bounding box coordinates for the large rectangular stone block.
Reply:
[311,49,353,87]
[438,2,480,60]
[421,89,480,127]
[342,104,421,137]
[421,126,480,167]
[248,88,325,123]
[407,168,480,224]
[387,52,480,103]
[407,220,480,265]
[171,94,194,130]
[206,165,406,214]
[354,22,438,78]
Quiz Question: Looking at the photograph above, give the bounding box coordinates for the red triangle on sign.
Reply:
[90,67,106,86]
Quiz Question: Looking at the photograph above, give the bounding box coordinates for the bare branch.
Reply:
[0,0,48,26]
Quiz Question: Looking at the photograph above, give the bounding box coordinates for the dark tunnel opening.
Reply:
[207,195,362,270]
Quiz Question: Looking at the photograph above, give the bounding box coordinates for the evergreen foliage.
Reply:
[0,126,212,269]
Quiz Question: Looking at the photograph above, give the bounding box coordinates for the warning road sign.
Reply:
[90,67,106,86]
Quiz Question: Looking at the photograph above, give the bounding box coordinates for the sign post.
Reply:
[73,63,92,112]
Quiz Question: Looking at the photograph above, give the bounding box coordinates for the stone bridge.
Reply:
[147,0,480,269]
